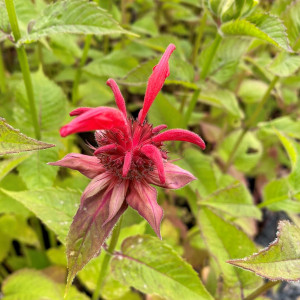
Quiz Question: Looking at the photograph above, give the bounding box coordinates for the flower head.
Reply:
[50,44,205,239]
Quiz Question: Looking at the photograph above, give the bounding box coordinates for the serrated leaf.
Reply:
[228,221,300,281]
[221,13,292,52]
[268,52,300,77]
[0,188,81,243]
[111,235,213,300]
[0,118,54,155]
[198,207,261,298]
[200,182,262,220]
[18,0,134,45]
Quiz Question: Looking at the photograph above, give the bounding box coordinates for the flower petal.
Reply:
[94,144,117,155]
[148,162,196,189]
[48,153,105,179]
[69,107,92,116]
[60,107,127,137]
[139,44,176,123]
[152,129,206,150]
[82,172,112,199]
[106,79,127,117]
[104,180,129,225]
[140,144,165,184]
[122,151,132,177]
[126,181,163,238]
[152,124,167,134]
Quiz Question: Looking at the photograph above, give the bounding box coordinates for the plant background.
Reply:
[1,0,300,299]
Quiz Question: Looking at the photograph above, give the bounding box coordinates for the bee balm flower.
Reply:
[50,44,205,281]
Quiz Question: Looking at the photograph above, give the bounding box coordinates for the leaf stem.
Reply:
[5,0,40,139]
[224,75,279,171]
[200,33,222,80]
[184,89,200,127]
[0,47,6,93]
[72,34,92,105]
[92,216,123,300]
[244,280,280,300]
[192,11,207,67]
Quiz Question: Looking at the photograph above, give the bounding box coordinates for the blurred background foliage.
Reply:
[1,0,300,299]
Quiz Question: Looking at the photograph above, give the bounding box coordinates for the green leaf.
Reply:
[218,130,263,173]
[17,148,59,189]
[2,269,89,300]
[0,155,28,181]
[0,232,11,263]
[84,50,139,79]
[0,118,54,155]
[18,0,135,45]
[14,70,67,136]
[200,182,262,220]
[148,94,185,129]
[198,207,261,298]
[238,79,268,103]
[228,221,300,281]
[0,188,80,243]
[221,13,292,52]
[199,89,244,118]
[111,235,213,300]
[268,52,300,77]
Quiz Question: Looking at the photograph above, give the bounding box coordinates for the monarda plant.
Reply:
[50,44,206,289]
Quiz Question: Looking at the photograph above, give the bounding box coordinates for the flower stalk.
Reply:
[5,0,41,140]
[244,280,280,300]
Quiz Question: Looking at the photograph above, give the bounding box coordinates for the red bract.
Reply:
[50,44,205,283]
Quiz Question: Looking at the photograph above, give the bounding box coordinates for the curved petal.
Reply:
[122,151,132,177]
[48,153,105,179]
[126,181,163,238]
[152,124,167,134]
[148,162,196,189]
[152,129,206,150]
[69,107,92,116]
[94,144,117,155]
[106,79,127,117]
[103,180,129,225]
[60,107,127,137]
[140,144,165,184]
[139,44,176,123]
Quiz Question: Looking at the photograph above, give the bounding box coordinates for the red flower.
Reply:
[50,44,205,282]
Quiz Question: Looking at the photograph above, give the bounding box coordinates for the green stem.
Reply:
[244,281,280,300]
[192,11,207,67]
[92,216,123,300]
[0,47,6,93]
[72,34,92,105]
[200,33,222,80]
[30,217,45,251]
[184,89,200,127]
[5,0,40,139]
[224,75,279,172]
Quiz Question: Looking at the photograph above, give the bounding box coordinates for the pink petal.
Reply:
[148,162,196,189]
[152,129,206,150]
[82,172,112,199]
[60,107,127,137]
[48,153,105,179]
[104,180,129,225]
[94,144,117,155]
[69,107,92,116]
[106,79,127,118]
[152,124,167,134]
[126,181,163,238]
[122,151,132,177]
[139,44,176,123]
[140,144,165,184]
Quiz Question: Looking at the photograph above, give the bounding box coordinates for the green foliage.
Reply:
[0,118,54,155]
[111,235,213,300]
[229,221,300,281]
